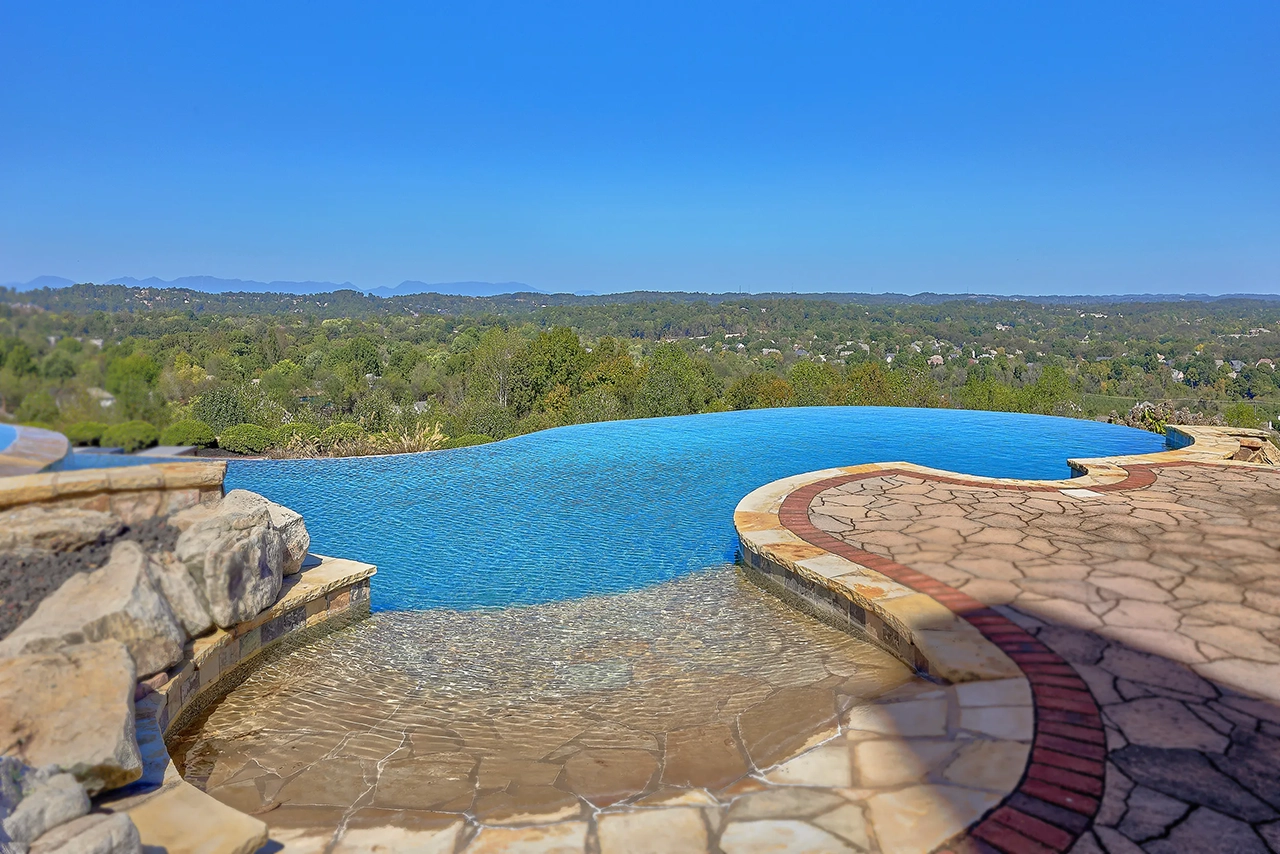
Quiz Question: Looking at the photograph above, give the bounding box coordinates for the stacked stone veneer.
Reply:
[0,460,376,854]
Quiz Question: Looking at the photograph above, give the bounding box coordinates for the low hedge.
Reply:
[160,419,217,449]
[442,433,493,449]
[218,423,275,455]
[63,421,109,447]
[101,420,160,453]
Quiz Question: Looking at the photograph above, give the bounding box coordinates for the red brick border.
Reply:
[771,465,1170,854]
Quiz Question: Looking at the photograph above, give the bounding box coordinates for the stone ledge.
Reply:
[0,460,227,522]
[0,424,70,477]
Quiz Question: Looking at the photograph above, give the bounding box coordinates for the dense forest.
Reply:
[1,285,1277,455]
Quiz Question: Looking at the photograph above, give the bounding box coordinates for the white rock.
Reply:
[173,496,287,628]
[143,552,213,638]
[0,642,142,795]
[28,813,141,854]
[3,773,90,845]
[223,490,310,576]
[0,542,184,677]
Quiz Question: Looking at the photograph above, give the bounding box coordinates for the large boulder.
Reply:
[223,490,310,576]
[0,508,122,556]
[0,642,142,795]
[172,496,287,628]
[0,543,185,678]
[143,552,213,638]
[28,812,141,854]
[2,770,91,847]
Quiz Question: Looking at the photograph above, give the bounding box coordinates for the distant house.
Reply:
[1257,358,1276,370]
[762,348,782,356]
[1170,369,1185,382]
[87,387,115,409]
[928,355,944,367]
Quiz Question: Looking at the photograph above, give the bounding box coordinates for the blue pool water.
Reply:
[225,407,1166,611]
[0,424,14,453]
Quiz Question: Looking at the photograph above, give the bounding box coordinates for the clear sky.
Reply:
[2,1,1277,295]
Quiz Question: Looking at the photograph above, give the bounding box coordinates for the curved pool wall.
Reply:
[224,407,1166,612]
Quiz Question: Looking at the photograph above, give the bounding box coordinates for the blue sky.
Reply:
[2,1,1277,295]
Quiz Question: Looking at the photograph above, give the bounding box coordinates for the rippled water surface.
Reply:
[226,407,1164,610]
[172,569,920,833]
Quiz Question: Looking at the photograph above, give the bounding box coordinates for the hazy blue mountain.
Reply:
[2,275,550,297]
[3,275,77,291]
[107,276,358,295]
[365,281,547,298]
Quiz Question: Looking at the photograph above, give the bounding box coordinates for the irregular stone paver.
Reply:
[786,459,1280,853]
[176,571,1034,853]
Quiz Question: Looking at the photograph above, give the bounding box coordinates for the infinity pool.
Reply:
[0,424,15,453]
[225,407,1164,611]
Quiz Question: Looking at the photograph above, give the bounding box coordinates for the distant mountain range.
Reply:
[0,275,569,298]
[0,275,1274,304]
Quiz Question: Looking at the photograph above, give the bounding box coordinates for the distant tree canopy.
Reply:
[1,288,1277,445]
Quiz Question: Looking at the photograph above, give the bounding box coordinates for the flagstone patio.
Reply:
[735,428,1280,854]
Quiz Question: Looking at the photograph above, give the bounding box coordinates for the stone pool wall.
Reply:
[0,459,225,521]
[0,458,377,854]
[104,556,375,854]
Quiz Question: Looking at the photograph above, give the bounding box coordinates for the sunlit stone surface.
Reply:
[170,569,925,849]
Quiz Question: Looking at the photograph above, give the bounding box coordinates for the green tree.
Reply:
[636,344,709,417]
[726,373,794,409]
[789,361,840,406]
[41,351,78,381]
[193,386,248,432]
[15,389,58,423]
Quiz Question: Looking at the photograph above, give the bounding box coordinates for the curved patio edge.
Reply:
[0,423,70,477]
[732,425,1277,854]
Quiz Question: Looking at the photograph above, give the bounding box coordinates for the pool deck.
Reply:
[735,426,1280,854]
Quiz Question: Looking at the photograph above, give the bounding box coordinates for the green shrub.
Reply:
[160,419,216,448]
[218,423,274,455]
[319,422,366,448]
[100,420,160,453]
[273,422,320,446]
[1224,401,1262,429]
[64,421,109,446]
[442,433,493,449]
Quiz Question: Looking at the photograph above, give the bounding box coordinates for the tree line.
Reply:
[1,292,1276,454]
